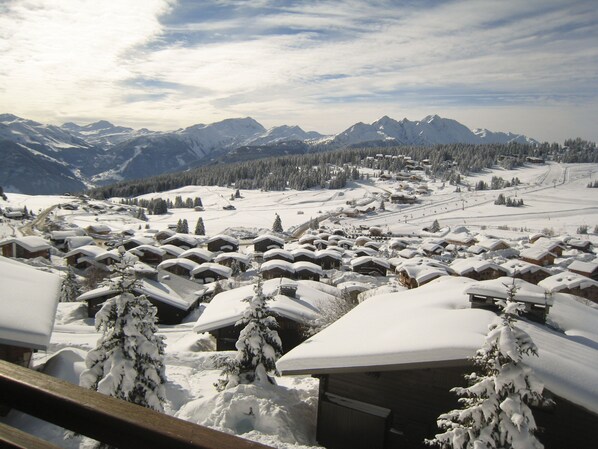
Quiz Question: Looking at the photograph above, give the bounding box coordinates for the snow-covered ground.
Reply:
[1,161,597,448]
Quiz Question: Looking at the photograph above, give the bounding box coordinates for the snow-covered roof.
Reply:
[350,256,390,269]
[260,259,295,272]
[253,234,285,245]
[191,262,233,277]
[206,234,239,245]
[129,244,166,256]
[444,231,475,244]
[180,247,214,261]
[277,276,598,415]
[77,278,193,310]
[214,252,250,264]
[159,244,185,257]
[315,249,342,260]
[0,256,60,349]
[477,238,509,251]
[500,259,551,276]
[193,278,336,333]
[163,233,199,246]
[464,277,552,306]
[50,229,86,240]
[292,261,323,274]
[336,281,370,293]
[533,237,565,250]
[263,248,294,260]
[64,245,105,259]
[450,258,508,276]
[397,248,418,259]
[539,272,598,293]
[353,246,378,256]
[567,260,598,275]
[65,236,95,250]
[520,246,555,260]
[86,224,111,233]
[0,235,51,252]
[157,257,200,272]
[291,248,316,258]
[124,236,154,246]
[94,249,122,262]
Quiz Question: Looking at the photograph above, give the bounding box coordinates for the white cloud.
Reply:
[1,0,596,141]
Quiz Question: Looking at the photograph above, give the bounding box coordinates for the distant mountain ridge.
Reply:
[0,113,538,194]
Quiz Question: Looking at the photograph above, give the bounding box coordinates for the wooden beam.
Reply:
[0,422,62,449]
[0,360,271,449]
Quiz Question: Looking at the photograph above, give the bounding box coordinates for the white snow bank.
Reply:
[0,256,60,349]
[176,382,318,447]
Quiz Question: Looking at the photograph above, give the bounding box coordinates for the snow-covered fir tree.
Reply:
[272,213,283,233]
[430,219,440,233]
[215,277,283,391]
[79,247,166,414]
[60,266,81,302]
[427,280,547,449]
[176,218,189,233]
[194,216,205,235]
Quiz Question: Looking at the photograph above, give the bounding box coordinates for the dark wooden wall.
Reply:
[318,367,598,449]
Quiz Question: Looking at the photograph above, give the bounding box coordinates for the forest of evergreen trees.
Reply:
[88,141,597,199]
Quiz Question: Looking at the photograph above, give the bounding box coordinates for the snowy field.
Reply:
[1,161,597,448]
[3,162,597,240]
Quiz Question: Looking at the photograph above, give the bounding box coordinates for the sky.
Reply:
[1,0,597,143]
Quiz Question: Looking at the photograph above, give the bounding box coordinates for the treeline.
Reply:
[88,141,596,199]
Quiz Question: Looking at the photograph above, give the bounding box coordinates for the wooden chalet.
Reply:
[568,260,598,281]
[396,259,452,289]
[450,259,510,281]
[79,278,200,325]
[206,234,239,253]
[49,229,87,250]
[476,238,511,252]
[278,277,598,449]
[129,244,166,265]
[315,249,342,270]
[159,244,185,260]
[389,192,417,204]
[540,272,598,304]
[162,233,199,250]
[194,278,332,352]
[293,261,323,281]
[354,246,378,258]
[190,262,233,284]
[0,236,51,260]
[532,237,565,257]
[389,239,408,251]
[253,234,284,253]
[122,236,154,251]
[260,259,295,280]
[520,247,556,267]
[0,256,60,368]
[566,239,593,253]
[465,277,552,323]
[350,256,390,277]
[501,259,552,285]
[213,252,250,272]
[291,248,317,263]
[179,248,214,265]
[64,245,106,269]
[85,223,112,236]
[263,248,294,263]
[157,258,200,278]
[155,229,176,243]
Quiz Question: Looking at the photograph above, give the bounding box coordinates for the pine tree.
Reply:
[272,213,283,233]
[176,218,189,233]
[215,278,282,391]
[60,267,81,302]
[430,219,440,233]
[0,185,6,201]
[427,280,547,449]
[379,199,386,211]
[194,217,205,235]
[79,248,166,414]
[235,189,241,199]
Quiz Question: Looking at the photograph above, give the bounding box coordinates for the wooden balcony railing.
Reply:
[0,360,272,449]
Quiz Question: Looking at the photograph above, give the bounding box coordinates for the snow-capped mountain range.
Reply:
[0,113,538,194]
